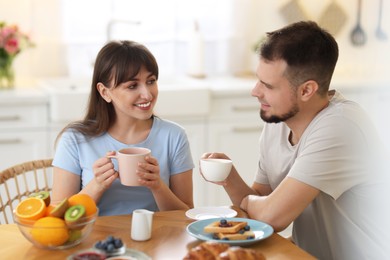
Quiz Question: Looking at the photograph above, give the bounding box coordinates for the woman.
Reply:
[51,40,194,216]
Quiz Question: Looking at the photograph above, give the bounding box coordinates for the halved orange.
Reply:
[45,204,56,216]
[68,194,97,217]
[14,197,47,221]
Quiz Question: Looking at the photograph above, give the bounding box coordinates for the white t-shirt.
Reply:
[255,91,390,260]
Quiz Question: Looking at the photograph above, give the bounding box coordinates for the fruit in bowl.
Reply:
[13,193,98,250]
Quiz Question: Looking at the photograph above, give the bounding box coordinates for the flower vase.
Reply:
[0,56,15,89]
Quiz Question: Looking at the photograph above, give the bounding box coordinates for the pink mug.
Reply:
[107,147,151,186]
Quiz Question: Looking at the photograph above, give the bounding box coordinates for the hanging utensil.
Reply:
[350,0,367,46]
[376,0,387,40]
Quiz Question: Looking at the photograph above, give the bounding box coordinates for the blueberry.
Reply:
[239,229,245,234]
[114,238,123,249]
[244,225,250,231]
[100,241,108,250]
[96,235,125,253]
[106,243,115,252]
[220,219,227,225]
[94,241,103,249]
[106,236,115,243]
[247,236,255,240]
[222,237,229,240]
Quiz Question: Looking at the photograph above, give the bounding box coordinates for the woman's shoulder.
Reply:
[153,116,185,132]
[60,127,107,143]
[61,127,86,139]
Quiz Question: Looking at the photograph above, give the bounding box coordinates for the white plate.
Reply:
[185,207,237,220]
[186,217,274,246]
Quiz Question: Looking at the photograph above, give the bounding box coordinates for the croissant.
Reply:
[219,246,265,260]
[183,241,265,260]
[184,241,229,259]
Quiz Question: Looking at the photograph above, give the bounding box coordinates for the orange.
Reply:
[68,194,97,216]
[31,217,69,246]
[14,197,46,221]
[45,205,55,216]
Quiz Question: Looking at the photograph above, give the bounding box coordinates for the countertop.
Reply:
[0,88,48,105]
[1,74,389,104]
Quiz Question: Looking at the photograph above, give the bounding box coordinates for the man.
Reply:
[202,21,389,259]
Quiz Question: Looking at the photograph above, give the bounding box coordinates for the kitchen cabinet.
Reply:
[164,117,208,207]
[46,124,63,159]
[2,77,389,211]
[206,95,264,206]
[163,94,264,207]
[0,96,49,169]
[0,131,48,169]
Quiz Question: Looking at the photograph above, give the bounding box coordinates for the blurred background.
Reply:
[1,0,389,84]
[1,0,389,211]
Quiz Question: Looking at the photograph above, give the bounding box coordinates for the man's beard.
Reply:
[260,103,299,123]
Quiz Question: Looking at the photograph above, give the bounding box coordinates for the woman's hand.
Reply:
[137,155,162,190]
[91,151,119,192]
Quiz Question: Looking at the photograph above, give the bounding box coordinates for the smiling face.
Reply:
[251,58,299,124]
[99,66,158,123]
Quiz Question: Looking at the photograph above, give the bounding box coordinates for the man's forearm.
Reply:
[223,166,258,206]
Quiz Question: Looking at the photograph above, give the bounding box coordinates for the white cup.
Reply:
[107,147,151,186]
[200,158,233,182]
[131,209,154,241]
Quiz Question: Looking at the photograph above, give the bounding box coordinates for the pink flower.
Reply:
[4,37,19,55]
[0,22,33,57]
[2,25,17,38]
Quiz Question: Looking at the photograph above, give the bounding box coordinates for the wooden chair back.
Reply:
[0,159,53,224]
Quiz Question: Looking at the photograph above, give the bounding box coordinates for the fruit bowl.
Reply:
[13,209,99,250]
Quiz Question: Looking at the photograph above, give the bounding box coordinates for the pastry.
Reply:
[214,231,255,240]
[183,241,229,259]
[183,242,265,260]
[219,246,265,260]
[204,219,248,234]
[199,241,230,257]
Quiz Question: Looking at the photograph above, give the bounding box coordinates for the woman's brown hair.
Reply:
[56,40,159,143]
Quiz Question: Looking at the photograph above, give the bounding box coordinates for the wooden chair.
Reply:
[0,159,53,224]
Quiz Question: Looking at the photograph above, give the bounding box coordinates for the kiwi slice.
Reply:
[29,191,51,206]
[49,198,69,218]
[65,205,86,229]
[67,229,82,243]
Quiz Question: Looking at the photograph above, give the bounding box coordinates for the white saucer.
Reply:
[185,207,237,220]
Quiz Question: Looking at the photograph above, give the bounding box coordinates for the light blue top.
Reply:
[53,117,194,216]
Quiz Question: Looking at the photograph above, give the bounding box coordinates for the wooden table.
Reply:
[0,208,315,259]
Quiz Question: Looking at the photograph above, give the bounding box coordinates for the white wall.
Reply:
[0,0,389,86]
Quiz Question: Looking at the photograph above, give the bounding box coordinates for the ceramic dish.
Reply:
[106,248,151,260]
[185,207,237,220]
[186,217,274,246]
